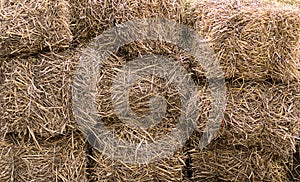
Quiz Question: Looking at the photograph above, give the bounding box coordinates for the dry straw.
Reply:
[1,131,87,181]
[270,0,300,5]
[190,138,292,181]
[89,41,200,181]
[188,79,300,181]
[0,50,80,138]
[189,0,300,82]
[0,0,72,56]
[0,139,14,181]
[89,148,187,182]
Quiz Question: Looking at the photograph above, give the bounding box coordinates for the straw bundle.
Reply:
[89,149,187,181]
[0,0,72,56]
[11,131,87,181]
[190,0,300,82]
[0,50,80,138]
[68,0,187,43]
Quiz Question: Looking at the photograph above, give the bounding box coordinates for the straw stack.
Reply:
[0,0,72,56]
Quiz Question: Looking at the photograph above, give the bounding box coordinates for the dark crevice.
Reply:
[183,140,194,181]
[86,139,96,182]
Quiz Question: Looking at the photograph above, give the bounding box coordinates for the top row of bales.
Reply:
[1,0,299,82]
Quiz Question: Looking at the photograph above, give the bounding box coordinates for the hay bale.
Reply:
[190,0,300,82]
[68,0,188,43]
[0,0,72,56]
[0,50,80,138]
[193,80,300,157]
[188,79,300,181]
[190,138,291,181]
[89,149,187,181]
[11,131,87,181]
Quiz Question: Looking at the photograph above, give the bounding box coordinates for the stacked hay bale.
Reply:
[67,0,198,181]
[190,0,300,82]
[186,0,300,181]
[87,40,204,181]
[1,0,300,181]
[89,149,187,181]
[0,131,87,181]
[0,50,80,138]
[188,81,300,181]
[68,0,188,43]
[0,0,72,56]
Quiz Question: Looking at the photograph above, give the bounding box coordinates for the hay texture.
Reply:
[0,139,13,181]
[68,0,187,43]
[190,138,291,181]
[89,149,187,182]
[270,0,300,5]
[0,50,80,138]
[190,0,300,82]
[188,80,300,181]
[291,143,300,180]
[0,0,72,56]
[1,131,87,181]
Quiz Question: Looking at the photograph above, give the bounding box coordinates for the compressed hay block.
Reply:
[187,80,300,181]
[0,0,72,56]
[0,139,13,181]
[190,0,300,82]
[89,149,187,182]
[0,50,80,138]
[12,131,87,181]
[190,139,292,181]
[191,80,300,158]
[68,0,187,43]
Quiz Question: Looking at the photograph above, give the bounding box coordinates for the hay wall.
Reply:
[1,0,300,181]
[0,0,72,56]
